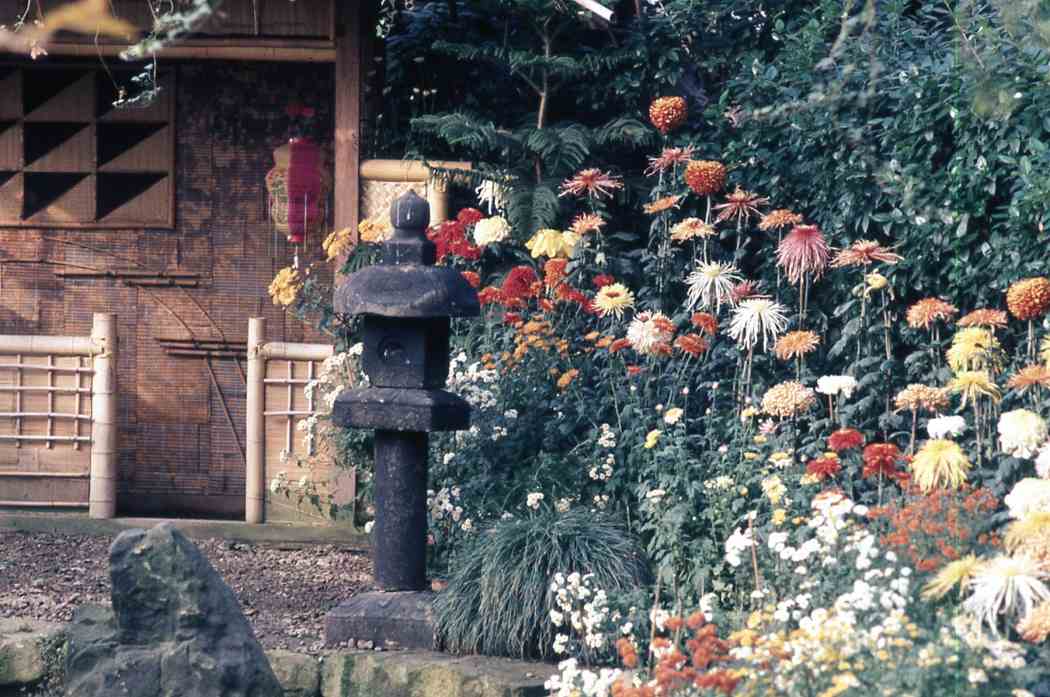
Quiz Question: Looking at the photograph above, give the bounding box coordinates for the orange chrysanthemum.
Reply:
[773,330,820,360]
[670,218,715,242]
[684,160,727,197]
[1007,364,1050,394]
[649,96,688,134]
[906,298,958,329]
[570,212,605,235]
[644,195,682,215]
[757,209,803,232]
[543,258,568,290]
[675,333,708,357]
[690,312,719,336]
[830,240,903,268]
[713,186,769,224]
[958,308,1009,329]
[1007,277,1050,320]
[644,146,696,177]
[894,384,950,413]
[461,271,480,289]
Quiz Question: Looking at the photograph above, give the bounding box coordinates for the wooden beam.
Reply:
[42,38,336,63]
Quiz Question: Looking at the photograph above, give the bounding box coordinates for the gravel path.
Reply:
[0,529,373,654]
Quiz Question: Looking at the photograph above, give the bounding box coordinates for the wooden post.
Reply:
[88,313,117,519]
[334,1,369,241]
[246,317,266,524]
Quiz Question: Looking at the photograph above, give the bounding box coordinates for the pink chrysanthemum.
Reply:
[776,225,830,285]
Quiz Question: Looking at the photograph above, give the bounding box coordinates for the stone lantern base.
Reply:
[325,591,437,650]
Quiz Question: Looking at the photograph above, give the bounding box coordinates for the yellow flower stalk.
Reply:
[910,439,971,492]
[922,555,983,600]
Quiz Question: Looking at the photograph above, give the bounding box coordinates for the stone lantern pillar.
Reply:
[324,190,479,649]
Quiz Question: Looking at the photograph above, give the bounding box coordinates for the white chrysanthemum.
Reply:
[928,415,966,439]
[1037,442,1050,479]
[999,409,1049,459]
[526,492,545,510]
[1005,478,1050,519]
[685,261,742,312]
[964,555,1050,636]
[472,215,511,246]
[626,312,673,355]
[815,375,858,398]
[728,299,789,352]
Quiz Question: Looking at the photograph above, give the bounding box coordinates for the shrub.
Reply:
[435,508,649,660]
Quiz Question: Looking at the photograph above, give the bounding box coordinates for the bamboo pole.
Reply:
[0,335,96,356]
[260,342,334,362]
[246,318,266,524]
[88,314,118,520]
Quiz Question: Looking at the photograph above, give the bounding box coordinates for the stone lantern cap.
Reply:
[334,189,480,319]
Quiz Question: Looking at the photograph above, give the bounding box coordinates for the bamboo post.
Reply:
[246,317,266,524]
[88,313,118,519]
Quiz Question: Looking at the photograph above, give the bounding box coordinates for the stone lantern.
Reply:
[325,190,479,649]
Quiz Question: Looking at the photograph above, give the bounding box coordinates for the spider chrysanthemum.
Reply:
[645,146,695,177]
[728,298,789,352]
[830,239,903,268]
[773,330,820,360]
[685,262,742,313]
[946,327,1003,373]
[570,213,605,236]
[910,439,971,492]
[713,186,769,224]
[965,555,1050,636]
[670,218,715,242]
[921,555,983,600]
[757,209,803,232]
[950,370,1001,408]
[1008,364,1050,394]
[559,168,623,200]
[643,195,682,215]
[684,160,727,196]
[776,224,830,284]
[1007,277,1050,321]
[906,298,958,329]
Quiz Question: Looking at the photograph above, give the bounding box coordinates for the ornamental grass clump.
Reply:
[435,508,648,660]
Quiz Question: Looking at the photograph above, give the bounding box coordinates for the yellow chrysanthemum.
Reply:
[593,283,636,319]
[921,554,983,600]
[946,327,1003,373]
[358,217,392,243]
[949,370,1002,408]
[644,429,662,449]
[911,439,971,492]
[323,227,355,261]
[268,266,301,307]
[525,229,576,259]
[1005,512,1050,566]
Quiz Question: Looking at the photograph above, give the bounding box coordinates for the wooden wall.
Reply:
[0,59,336,518]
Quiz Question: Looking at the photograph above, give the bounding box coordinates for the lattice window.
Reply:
[0,65,174,228]
[263,359,325,458]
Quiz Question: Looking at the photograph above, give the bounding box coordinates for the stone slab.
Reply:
[269,650,321,697]
[325,591,437,650]
[0,616,65,687]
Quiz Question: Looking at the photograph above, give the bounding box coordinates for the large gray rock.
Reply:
[64,522,283,697]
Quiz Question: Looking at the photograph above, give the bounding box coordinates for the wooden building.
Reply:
[0,0,380,518]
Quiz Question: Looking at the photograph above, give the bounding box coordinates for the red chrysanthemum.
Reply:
[461,271,480,289]
[730,280,761,303]
[544,258,568,291]
[501,266,539,303]
[690,312,719,336]
[828,428,864,452]
[862,443,902,479]
[456,208,484,226]
[592,274,616,289]
[427,220,481,262]
[675,333,708,357]
[478,286,502,306]
[806,457,841,481]
[649,96,688,134]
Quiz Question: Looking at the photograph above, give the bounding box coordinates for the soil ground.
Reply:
[0,528,373,654]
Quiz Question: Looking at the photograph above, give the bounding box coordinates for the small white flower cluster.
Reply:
[589,454,615,481]
[446,352,500,410]
[592,494,610,510]
[724,525,754,568]
[704,475,734,491]
[597,423,617,449]
[305,345,364,414]
[527,492,545,510]
[815,374,858,397]
[428,486,465,523]
[543,658,622,697]
[555,497,573,513]
[549,572,611,653]
[269,471,289,494]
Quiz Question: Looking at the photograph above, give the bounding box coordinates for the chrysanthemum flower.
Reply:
[965,555,1050,636]
[1019,599,1050,642]
[626,312,674,356]
[478,286,502,306]
[958,308,1009,329]
[543,259,568,291]
[928,415,966,439]
[268,267,301,307]
[501,266,539,303]
[1007,479,1050,519]
[592,274,615,289]
[806,456,841,480]
[713,186,769,224]
[643,195,682,215]
[472,215,512,246]
[569,213,605,236]
[644,146,696,177]
[556,369,579,390]
[1005,512,1050,562]
[921,555,983,600]
[644,429,662,449]
[862,442,902,479]
[894,384,949,413]
[1008,364,1050,394]
[525,229,575,259]
[559,168,623,200]
[761,381,817,419]
[829,239,903,268]
[685,262,742,312]
[910,439,971,492]
[816,375,858,398]
[322,227,355,261]
[999,409,1049,459]
[828,428,864,452]
[757,209,803,232]
[949,370,1001,408]
[675,333,707,357]
[649,96,688,134]
[1007,277,1050,320]
[947,327,1003,373]
[358,217,392,243]
[670,217,715,242]
[593,283,635,319]
[776,225,830,285]
[684,160,726,196]
[728,299,789,352]
[773,330,820,361]
[461,271,480,289]
[906,298,958,329]
[690,312,718,336]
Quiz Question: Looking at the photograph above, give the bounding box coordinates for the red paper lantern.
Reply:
[266,138,330,245]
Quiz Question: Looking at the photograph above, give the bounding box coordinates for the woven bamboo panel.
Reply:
[361,179,420,223]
